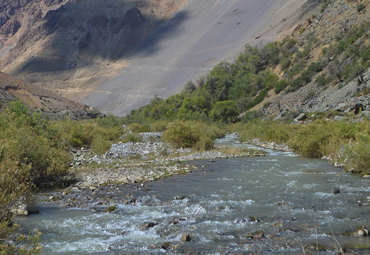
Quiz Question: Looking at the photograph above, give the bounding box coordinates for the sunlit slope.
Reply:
[80,0,305,116]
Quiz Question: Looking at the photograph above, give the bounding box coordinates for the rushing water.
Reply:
[17,135,370,254]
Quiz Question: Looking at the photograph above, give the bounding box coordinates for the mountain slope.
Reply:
[0,0,306,116]
[0,71,98,119]
[254,0,370,119]
[79,0,307,116]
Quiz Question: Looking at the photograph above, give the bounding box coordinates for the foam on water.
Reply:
[18,136,370,254]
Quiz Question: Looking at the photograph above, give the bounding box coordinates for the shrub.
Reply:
[50,120,123,152]
[209,101,239,123]
[357,4,366,13]
[316,73,329,87]
[91,135,112,154]
[130,123,150,133]
[122,133,143,143]
[150,121,168,132]
[239,120,294,143]
[274,80,288,94]
[163,121,200,148]
[342,133,370,173]
[0,161,42,255]
[163,121,224,151]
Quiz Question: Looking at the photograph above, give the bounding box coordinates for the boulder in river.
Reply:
[11,203,39,216]
[245,230,265,239]
[333,188,340,194]
[351,228,368,237]
[161,242,171,250]
[139,222,158,230]
[181,233,192,242]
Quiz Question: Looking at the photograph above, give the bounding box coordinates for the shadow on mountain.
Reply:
[11,1,189,75]
[134,11,188,57]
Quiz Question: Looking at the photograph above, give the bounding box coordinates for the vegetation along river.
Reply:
[17,135,370,254]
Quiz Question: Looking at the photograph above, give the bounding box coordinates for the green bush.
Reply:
[130,123,150,133]
[357,4,366,13]
[316,73,329,87]
[342,133,370,173]
[50,119,123,153]
[274,80,288,94]
[150,121,168,132]
[239,120,295,144]
[163,121,224,151]
[209,101,239,123]
[0,160,42,254]
[122,133,143,143]
[91,135,112,154]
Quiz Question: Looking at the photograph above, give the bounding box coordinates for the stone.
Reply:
[351,229,368,237]
[333,188,340,194]
[334,116,345,121]
[335,102,355,112]
[11,203,39,216]
[360,111,370,117]
[246,230,265,239]
[139,222,158,230]
[272,220,283,227]
[181,233,192,242]
[161,242,171,250]
[293,113,307,123]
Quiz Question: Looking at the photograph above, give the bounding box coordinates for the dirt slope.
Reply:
[0,0,306,116]
[79,0,306,116]
[0,71,98,118]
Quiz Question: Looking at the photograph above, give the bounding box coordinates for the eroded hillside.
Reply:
[257,0,370,119]
[0,71,98,119]
[0,0,306,115]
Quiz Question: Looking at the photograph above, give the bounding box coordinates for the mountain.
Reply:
[0,0,307,116]
[252,0,370,119]
[0,71,99,119]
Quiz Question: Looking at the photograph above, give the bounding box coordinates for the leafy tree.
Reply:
[209,101,239,123]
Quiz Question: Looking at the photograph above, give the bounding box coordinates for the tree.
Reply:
[209,101,239,123]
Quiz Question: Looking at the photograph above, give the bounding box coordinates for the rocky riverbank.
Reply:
[35,133,268,210]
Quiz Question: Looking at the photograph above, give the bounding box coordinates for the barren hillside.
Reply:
[0,0,307,116]
[0,71,98,119]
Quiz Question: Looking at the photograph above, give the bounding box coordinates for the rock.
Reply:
[334,115,346,121]
[272,220,283,227]
[273,115,282,121]
[351,229,368,237]
[333,188,340,194]
[161,242,171,250]
[333,162,344,168]
[233,216,260,224]
[360,111,370,118]
[246,230,265,239]
[11,203,39,216]
[139,222,158,230]
[335,102,355,112]
[293,113,307,123]
[181,233,192,242]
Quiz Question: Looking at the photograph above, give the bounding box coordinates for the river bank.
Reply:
[35,133,268,210]
[20,135,370,254]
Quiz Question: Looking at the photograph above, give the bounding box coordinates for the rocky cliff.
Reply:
[254,0,370,119]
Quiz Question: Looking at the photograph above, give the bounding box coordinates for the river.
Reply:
[17,135,370,254]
